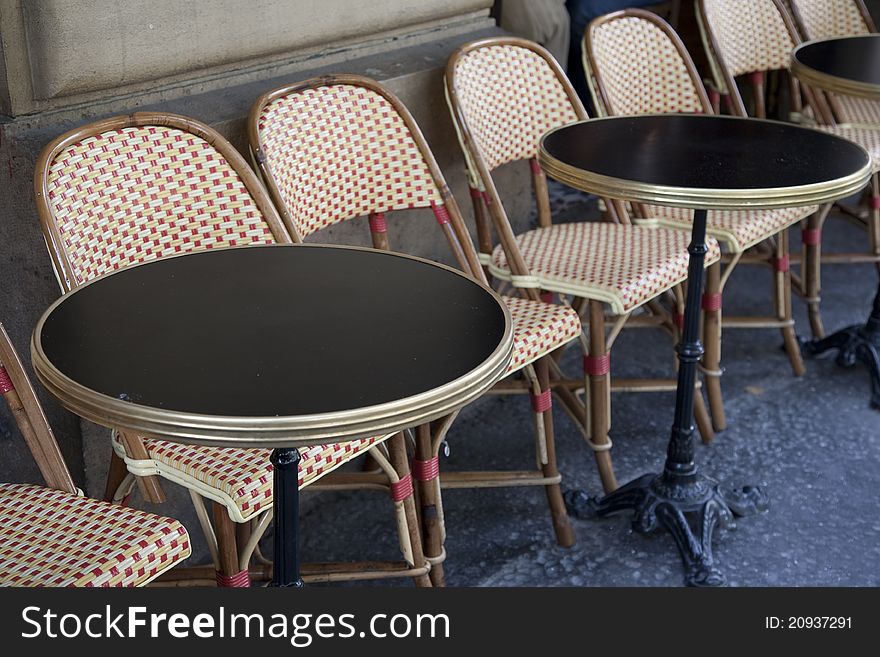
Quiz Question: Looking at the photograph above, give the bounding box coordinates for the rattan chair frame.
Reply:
[583,9,814,429]
[250,74,584,585]
[0,322,191,586]
[445,36,718,484]
[697,0,880,339]
[33,112,427,588]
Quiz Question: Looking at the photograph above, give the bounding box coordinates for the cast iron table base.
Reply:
[567,473,768,587]
[804,279,880,409]
[565,208,769,587]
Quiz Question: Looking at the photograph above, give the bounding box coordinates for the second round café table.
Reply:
[792,34,880,409]
[31,244,513,587]
[540,114,871,586]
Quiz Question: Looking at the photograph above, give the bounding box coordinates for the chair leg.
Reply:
[776,229,806,376]
[702,262,726,432]
[103,450,130,503]
[413,424,445,586]
[693,385,714,445]
[386,433,432,588]
[586,301,618,493]
[803,206,830,339]
[213,502,249,587]
[534,357,575,547]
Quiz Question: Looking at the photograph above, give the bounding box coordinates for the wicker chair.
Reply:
[583,9,816,430]
[445,38,721,480]
[0,322,192,586]
[697,0,880,339]
[249,74,589,585]
[33,113,427,587]
[789,0,880,124]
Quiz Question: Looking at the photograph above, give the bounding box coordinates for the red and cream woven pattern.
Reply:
[0,483,190,587]
[490,223,721,315]
[46,126,275,284]
[502,296,581,373]
[112,433,388,523]
[818,124,880,171]
[790,0,869,38]
[450,44,579,170]
[589,16,705,115]
[256,85,443,238]
[641,204,813,252]
[701,0,796,77]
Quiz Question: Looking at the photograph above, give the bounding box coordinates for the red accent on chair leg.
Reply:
[773,255,790,272]
[871,196,880,210]
[368,212,387,233]
[530,389,552,413]
[802,228,821,246]
[431,202,451,225]
[412,456,440,482]
[529,158,542,175]
[701,293,722,311]
[0,366,13,394]
[539,290,554,303]
[709,90,720,108]
[469,185,491,205]
[216,569,251,587]
[390,473,414,502]
[750,71,764,86]
[673,312,685,330]
[583,354,611,376]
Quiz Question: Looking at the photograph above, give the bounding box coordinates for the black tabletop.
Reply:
[539,115,872,209]
[33,245,511,446]
[792,34,880,95]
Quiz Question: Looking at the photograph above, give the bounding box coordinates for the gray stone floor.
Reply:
[292,183,880,587]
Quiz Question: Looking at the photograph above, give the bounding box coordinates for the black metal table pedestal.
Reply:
[804,277,880,409]
[567,209,769,586]
[271,448,303,588]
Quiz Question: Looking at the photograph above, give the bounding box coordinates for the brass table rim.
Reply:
[791,35,880,101]
[31,243,514,448]
[539,114,873,210]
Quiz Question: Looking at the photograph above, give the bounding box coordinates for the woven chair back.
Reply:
[35,113,290,291]
[445,38,584,171]
[585,9,712,116]
[699,0,798,80]
[249,74,482,277]
[789,0,874,38]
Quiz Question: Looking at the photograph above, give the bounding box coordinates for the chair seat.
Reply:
[825,95,880,127]
[112,433,389,523]
[0,483,190,587]
[490,222,721,315]
[818,124,880,173]
[638,205,814,253]
[503,295,581,373]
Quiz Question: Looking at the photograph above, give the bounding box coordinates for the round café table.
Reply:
[31,244,513,587]
[792,34,880,409]
[540,114,871,586]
